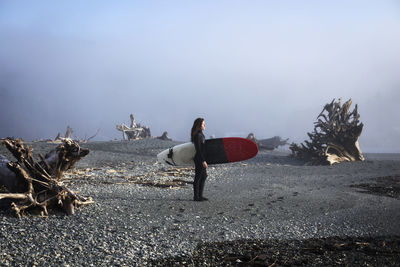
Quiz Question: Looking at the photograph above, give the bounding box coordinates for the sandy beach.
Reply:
[1,139,399,266]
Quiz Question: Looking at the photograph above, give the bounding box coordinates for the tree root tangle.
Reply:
[0,138,93,217]
[290,98,364,165]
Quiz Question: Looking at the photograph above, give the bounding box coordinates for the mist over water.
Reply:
[1,1,399,152]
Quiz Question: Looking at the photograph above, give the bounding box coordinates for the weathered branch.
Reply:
[0,193,28,200]
[55,126,100,143]
[85,128,101,142]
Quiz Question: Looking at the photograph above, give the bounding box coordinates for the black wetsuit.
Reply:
[193,130,207,200]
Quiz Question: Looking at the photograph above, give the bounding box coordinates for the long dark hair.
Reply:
[191,118,204,142]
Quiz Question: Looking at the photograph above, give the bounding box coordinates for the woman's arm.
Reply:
[194,132,207,165]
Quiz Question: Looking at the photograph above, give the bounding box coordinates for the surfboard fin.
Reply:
[165,160,174,166]
[167,148,176,165]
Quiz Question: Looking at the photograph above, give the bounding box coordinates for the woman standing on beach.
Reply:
[191,118,208,201]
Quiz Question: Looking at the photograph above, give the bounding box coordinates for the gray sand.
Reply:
[1,139,399,266]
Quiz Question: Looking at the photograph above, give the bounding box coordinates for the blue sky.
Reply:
[1,1,400,152]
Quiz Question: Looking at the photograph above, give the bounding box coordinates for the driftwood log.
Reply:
[247,133,289,150]
[157,131,172,141]
[116,114,151,140]
[0,138,93,217]
[290,98,364,165]
[54,126,100,143]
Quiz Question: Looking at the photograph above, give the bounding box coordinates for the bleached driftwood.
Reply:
[55,126,73,141]
[290,98,364,165]
[54,126,100,143]
[247,133,289,150]
[0,138,93,217]
[116,114,151,140]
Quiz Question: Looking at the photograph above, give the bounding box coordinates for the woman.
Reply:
[191,118,208,201]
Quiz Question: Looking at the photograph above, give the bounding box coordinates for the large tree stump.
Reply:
[290,98,364,165]
[116,114,151,140]
[0,138,93,217]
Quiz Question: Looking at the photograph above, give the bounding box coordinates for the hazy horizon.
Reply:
[1,1,400,153]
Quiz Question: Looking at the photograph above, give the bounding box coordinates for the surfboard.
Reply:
[157,137,258,166]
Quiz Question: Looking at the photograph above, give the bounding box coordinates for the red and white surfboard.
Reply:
[157,137,258,166]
